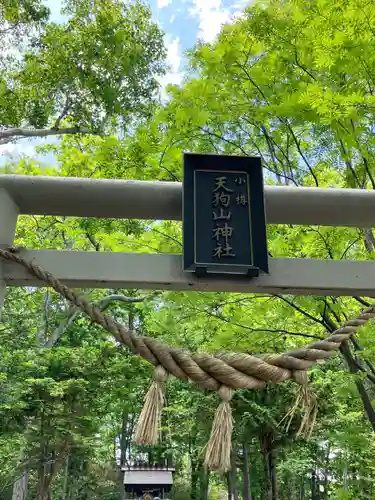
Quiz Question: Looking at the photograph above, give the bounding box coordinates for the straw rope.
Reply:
[2,247,373,471]
[1,247,372,391]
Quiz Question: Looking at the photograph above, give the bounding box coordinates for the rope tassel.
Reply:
[133,365,168,446]
[280,371,318,439]
[296,384,318,439]
[204,385,233,473]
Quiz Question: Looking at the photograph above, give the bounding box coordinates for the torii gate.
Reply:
[2,171,375,472]
[2,173,375,306]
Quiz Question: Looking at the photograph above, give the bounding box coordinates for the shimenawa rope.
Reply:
[1,248,373,471]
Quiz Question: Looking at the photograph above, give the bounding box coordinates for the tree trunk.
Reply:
[11,473,28,500]
[36,415,48,500]
[260,432,278,500]
[323,312,375,432]
[322,446,329,499]
[311,468,318,500]
[227,452,239,500]
[191,458,199,500]
[199,465,210,500]
[262,444,272,500]
[242,444,252,500]
[290,477,298,500]
[269,450,278,500]
[62,456,69,500]
[343,458,348,491]
[76,462,89,500]
[299,477,305,500]
[340,342,375,431]
[36,447,56,500]
[227,471,233,500]
[119,410,128,499]
[36,469,49,500]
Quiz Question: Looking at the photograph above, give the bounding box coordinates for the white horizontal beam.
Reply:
[3,249,375,297]
[1,174,375,227]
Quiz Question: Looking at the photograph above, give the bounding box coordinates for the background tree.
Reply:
[0,0,166,145]
[2,0,375,499]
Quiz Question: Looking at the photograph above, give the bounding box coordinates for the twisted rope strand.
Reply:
[2,248,374,390]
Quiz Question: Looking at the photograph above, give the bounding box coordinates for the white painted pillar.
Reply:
[0,188,18,315]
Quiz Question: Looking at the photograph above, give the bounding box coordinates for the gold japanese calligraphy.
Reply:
[212,191,231,208]
[213,176,234,193]
[212,177,236,259]
[234,176,246,185]
[210,174,249,260]
[212,208,232,220]
[236,193,247,206]
[212,223,233,240]
[213,242,235,258]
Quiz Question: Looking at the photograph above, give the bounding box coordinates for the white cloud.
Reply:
[158,36,183,96]
[170,14,176,23]
[189,0,250,43]
[0,143,16,156]
[0,142,36,158]
[157,0,172,8]
[189,0,231,43]
[232,0,251,7]
[166,36,182,75]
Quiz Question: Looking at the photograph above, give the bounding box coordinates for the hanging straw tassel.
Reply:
[293,370,318,439]
[280,370,318,439]
[296,383,318,439]
[204,385,234,473]
[133,365,168,445]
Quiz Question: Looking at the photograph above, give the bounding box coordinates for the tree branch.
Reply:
[0,126,103,144]
[338,137,361,186]
[283,120,319,187]
[200,307,323,340]
[200,127,250,156]
[350,337,375,379]
[293,49,316,81]
[85,232,101,252]
[339,341,375,431]
[152,227,182,248]
[158,140,181,181]
[340,236,362,259]
[53,95,71,130]
[99,294,152,309]
[353,296,371,308]
[307,227,334,259]
[36,291,52,346]
[275,295,327,328]
[44,294,153,347]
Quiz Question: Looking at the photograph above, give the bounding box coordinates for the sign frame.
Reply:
[183,153,268,277]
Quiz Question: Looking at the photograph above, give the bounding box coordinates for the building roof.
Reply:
[121,464,175,472]
[123,470,173,486]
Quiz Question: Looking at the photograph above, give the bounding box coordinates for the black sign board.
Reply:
[183,153,268,277]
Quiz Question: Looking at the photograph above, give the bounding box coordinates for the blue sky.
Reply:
[0,0,249,162]
[150,0,249,88]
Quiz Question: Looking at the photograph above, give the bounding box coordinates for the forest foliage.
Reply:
[1,0,375,499]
